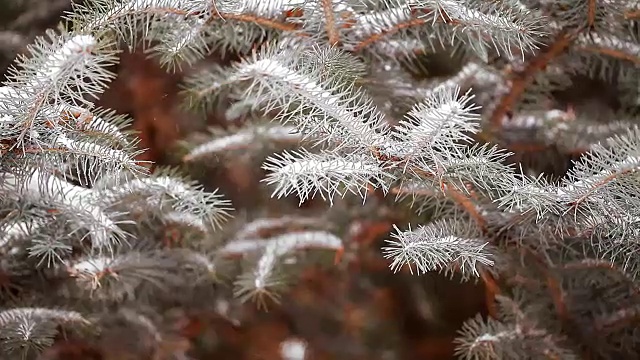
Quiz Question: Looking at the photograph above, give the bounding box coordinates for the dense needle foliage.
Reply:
[0,0,639,359]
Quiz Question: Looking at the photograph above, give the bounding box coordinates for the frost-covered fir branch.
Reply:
[179,0,639,358]
[0,2,238,357]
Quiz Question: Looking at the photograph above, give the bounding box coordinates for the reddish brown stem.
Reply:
[577,45,640,65]
[587,0,597,28]
[320,0,341,46]
[488,30,574,130]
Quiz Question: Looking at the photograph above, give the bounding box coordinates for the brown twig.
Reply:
[544,271,569,324]
[624,9,640,20]
[526,249,593,359]
[354,17,427,52]
[586,0,597,28]
[445,186,487,230]
[577,45,640,65]
[568,166,638,209]
[479,270,500,317]
[218,13,303,33]
[487,30,575,130]
[320,0,340,46]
